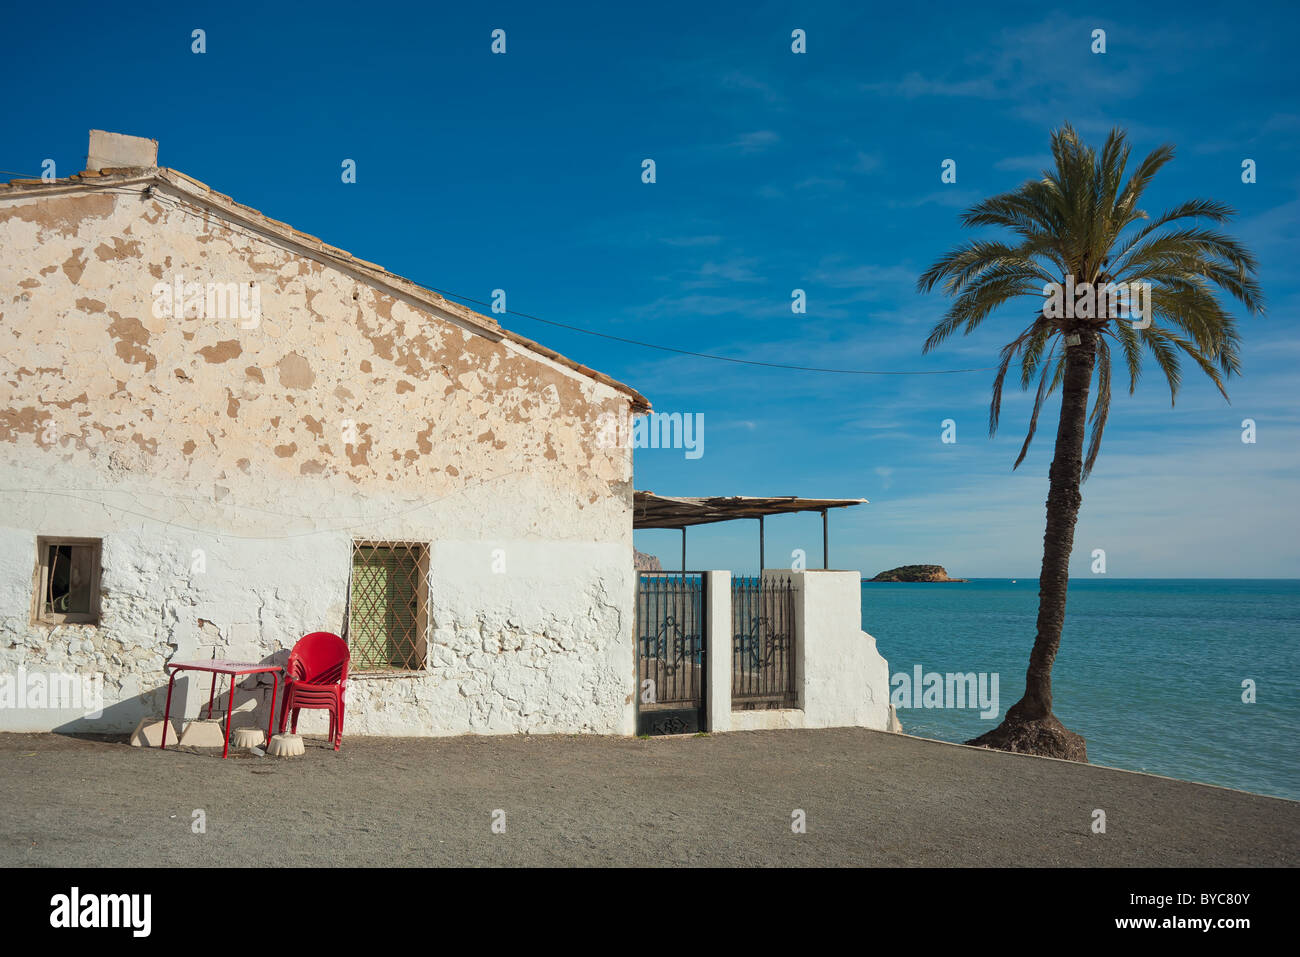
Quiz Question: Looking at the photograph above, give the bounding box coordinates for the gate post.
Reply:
[704,570,731,732]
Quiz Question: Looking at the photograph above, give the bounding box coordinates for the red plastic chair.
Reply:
[278,632,349,750]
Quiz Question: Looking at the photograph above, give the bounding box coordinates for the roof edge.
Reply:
[0,166,651,411]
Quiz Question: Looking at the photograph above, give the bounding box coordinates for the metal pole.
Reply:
[759,515,765,572]
[681,527,686,573]
[822,509,829,569]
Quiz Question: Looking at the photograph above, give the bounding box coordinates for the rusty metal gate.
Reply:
[635,572,707,735]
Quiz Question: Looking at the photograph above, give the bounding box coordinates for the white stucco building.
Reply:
[0,131,893,741]
[0,131,650,737]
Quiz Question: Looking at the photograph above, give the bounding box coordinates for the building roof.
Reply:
[633,491,868,529]
[0,165,650,411]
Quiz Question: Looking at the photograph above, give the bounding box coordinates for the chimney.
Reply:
[85,130,158,171]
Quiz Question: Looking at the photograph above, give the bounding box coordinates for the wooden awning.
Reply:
[633,491,867,530]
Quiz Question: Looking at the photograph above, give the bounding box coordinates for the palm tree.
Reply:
[917,125,1263,760]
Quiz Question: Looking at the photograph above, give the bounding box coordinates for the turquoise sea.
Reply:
[862,579,1300,801]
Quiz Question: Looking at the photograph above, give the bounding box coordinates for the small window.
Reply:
[34,537,102,625]
[348,541,429,671]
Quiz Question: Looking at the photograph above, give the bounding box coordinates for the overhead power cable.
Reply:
[426,286,995,376]
[4,175,996,376]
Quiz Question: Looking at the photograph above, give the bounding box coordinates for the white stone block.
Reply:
[130,716,181,747]
[178,718,229,748]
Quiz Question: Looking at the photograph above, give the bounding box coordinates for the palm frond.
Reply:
[1019,321,1056,389]
[1083,338,1112,480]
[922,273,1040,353]
[1115,142,1176,219]
[1108,319,1143,394]
[1111,198,1237,262]
[990,320,1054,437]
[1012,352,1057,471]
[919,123,1262,481]
[1139,325,1184,404]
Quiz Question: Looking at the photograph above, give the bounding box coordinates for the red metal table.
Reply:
[160,660,284,759]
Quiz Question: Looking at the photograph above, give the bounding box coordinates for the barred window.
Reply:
[348,541,429,672]
[34,537,102,625]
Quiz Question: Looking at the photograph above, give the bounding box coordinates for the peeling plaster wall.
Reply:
[0,184,638,736]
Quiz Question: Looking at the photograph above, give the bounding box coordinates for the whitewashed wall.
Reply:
[0,175,639,737]
[727,570,893,732]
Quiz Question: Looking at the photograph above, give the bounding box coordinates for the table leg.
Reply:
[266,672,279,747]
[160,671,177,750]
[222,675,235,759]
[207,670,217,719]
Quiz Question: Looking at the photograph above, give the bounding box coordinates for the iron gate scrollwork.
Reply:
[731,574,797,709]
[636,572,707,735]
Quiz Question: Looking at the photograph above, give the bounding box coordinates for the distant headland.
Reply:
[869,564,968,583]
[634,549,662,571]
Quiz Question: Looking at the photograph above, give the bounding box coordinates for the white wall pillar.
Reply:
[704,570,731,732]
[795,570,891,730]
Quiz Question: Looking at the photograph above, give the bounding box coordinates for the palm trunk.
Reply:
[1012,326,1096,721]
[967,325,1095,760]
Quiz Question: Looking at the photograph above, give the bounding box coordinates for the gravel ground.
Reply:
[1,728,1295,867]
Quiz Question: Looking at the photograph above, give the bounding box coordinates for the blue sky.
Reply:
[3,1,1297,577]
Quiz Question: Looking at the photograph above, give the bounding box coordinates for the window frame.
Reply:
[32,536,103,626]
[347,540,430,674]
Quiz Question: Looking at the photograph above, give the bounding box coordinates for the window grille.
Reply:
[348,541,429,671]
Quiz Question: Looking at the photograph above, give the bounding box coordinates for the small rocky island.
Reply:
[870,564,967,583]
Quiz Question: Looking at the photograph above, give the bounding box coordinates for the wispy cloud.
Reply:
[852,151,884,174]
[811,260,918,289]
[885,189,981,209]
[795,175,846,191]
[732,130,780,153]
[661,234,723,248]
[993,154,1050,173]
[691,258,766,285]
[719,70,786,105]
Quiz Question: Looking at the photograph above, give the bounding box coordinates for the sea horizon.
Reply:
[863,578,1300,801]
[862,576,1300,581]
